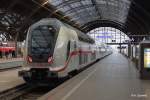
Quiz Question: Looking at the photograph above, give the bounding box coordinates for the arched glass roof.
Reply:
[49,0,131,26]
[1,0,150,41]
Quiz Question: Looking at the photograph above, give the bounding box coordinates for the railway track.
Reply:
[0,83,56,100]
[0,84,35,100]
[0,58,103,100]
[13,86,54,100]
[13,78,69,100]
[0,78,67,100]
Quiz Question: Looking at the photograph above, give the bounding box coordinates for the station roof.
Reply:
[0,0,150,41]
[50,0,130,31]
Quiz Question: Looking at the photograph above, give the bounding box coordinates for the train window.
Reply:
[85,54,88,63]
[79,54,82,65]
[30,25,56,55]
[66,41,70,61]
[99,47,101,53]
[79,47,82,65]
[89,46,90,49]
[91,51,96,60]
[84,54,85,63]
[94,51,96,59]
[83,54,85,64]
[74,41,77,49]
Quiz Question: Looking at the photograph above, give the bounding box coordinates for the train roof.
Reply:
[62,22,95,44]
[29,18,62,31]
[30,18,95,44]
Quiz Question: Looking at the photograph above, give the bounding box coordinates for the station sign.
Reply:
[96,35,113,38]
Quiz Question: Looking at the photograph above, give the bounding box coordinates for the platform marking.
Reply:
[61,67,97,100]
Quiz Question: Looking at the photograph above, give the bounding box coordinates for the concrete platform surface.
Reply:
[0,69,24,92]
[38,52,150,100]
[0,58,23,69]
[0,58,23,63]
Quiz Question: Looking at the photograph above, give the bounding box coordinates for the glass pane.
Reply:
[87,27,130,44]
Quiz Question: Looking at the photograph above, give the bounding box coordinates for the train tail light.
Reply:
[28,56,32,63]
[48,56,53,64]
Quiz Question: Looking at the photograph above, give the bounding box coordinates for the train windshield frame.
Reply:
[30,25,56,56]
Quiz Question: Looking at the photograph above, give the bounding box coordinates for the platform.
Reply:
[0,69,24,92]
[39,52,150,100]
[0,58,23,69]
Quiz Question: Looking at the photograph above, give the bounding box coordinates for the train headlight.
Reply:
[48,56,53,64]
[28,56,32,63]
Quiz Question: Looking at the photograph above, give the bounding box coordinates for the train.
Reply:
[0,46,15,53]
[0,42,16,58]
[18,18,112,84]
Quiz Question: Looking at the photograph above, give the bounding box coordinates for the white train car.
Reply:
[19,18,112,83]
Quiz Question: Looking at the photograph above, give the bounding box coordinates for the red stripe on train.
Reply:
[49,50,94,72]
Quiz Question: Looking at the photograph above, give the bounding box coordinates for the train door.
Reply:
[66,41,70,61]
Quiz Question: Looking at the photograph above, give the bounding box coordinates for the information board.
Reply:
[144,48,150,68]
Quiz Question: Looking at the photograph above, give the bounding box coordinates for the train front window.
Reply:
[30,25,56,55]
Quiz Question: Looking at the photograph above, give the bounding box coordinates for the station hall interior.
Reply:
[1,0,150,100]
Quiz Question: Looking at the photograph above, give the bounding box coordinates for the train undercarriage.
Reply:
[19,68,60,84]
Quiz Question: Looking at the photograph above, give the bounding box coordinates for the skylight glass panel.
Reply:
[96,0,107,5]
[70,2,81,8]
[59,6,70,12]
[48,0,131,26]
[50,0,63,6]
[81,0,92,5]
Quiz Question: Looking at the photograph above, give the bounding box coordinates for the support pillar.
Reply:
[14,31,19,57]
[119,44,122,53]
[128,43,131,58]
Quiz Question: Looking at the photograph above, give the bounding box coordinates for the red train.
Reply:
[0,46,15,52]
[0,42,16,58]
